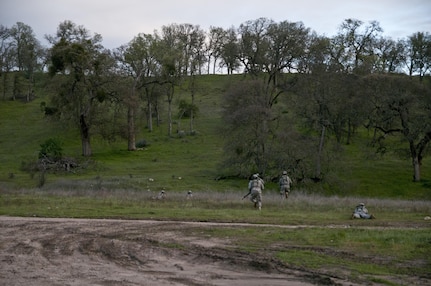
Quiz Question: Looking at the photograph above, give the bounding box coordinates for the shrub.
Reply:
[177,99,199,118]
[135,139,149,148]
[39,138,63,161]
[40,101,58,116]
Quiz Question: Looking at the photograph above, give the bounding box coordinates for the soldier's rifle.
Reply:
[242,190,251,200]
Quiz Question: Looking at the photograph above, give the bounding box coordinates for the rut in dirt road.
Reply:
[0,216,377,286]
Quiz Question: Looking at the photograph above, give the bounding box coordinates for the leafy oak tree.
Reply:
[221,78,310,179]
[219,27,240,74]
[364,74,431,182]
[47,21,114,156]
[115,33,161,149]
[405,32,431,81]
[7,22,43,101]
[0,25,13,99]
[221,80,272,177]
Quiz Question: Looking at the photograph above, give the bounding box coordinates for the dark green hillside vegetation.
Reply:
[1,18,430,199]
[0,73,430,199]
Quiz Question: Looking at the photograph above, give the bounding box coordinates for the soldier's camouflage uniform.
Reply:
[248,174,264,210]
[279,171,292,199]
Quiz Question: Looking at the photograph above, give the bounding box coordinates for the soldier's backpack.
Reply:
[280,175,290,186]
[251,179,260,188]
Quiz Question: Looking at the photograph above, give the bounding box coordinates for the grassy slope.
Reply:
[0,74,430,199]
[1,74,429,286]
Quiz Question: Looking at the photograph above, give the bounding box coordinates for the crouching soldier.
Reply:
[351,203,375,219]
[244,174,264,210]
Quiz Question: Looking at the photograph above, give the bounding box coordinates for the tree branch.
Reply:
[374,125,403,135]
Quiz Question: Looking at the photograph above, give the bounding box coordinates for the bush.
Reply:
[178,99,199,118]
[135,139,149,148]
[40,101,58,116]
[39,138,63,161]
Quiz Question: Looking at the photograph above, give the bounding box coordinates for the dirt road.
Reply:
[0,216,421,286]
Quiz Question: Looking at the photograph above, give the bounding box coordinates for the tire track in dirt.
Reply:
[0,216,427,286]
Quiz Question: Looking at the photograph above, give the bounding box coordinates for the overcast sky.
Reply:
[1,0,430,49]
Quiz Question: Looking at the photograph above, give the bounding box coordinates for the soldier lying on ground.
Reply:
[351,203,375,219]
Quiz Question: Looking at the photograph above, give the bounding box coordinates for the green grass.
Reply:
[182,219,430,283]
[1,187,430,285]
[1,188,429,223]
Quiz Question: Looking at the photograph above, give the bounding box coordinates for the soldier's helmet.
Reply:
[282,171,287,175]
[252,174,258,179]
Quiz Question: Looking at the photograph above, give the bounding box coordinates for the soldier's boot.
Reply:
[254,202,257,208]
[258,202,262,210]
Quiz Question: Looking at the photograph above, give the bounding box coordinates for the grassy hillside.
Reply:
[0,74,430,200]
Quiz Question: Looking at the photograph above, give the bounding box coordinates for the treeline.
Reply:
[0,18,430,183]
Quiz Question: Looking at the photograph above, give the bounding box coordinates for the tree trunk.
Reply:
[213,57,217,74]
[80,114,92,156]
[189,75,195,133]
[316,124,326,179]
[12,73,18,101]
[412,155,421,182]
[168,99,172,136]
[127,106,136,151]
[408,140,422,182]
[147,100,153,132]
[155,100,160,127]
[81,137,92,157]
[2,72,7,100]
[189,107,194,132]
[346,119,352,145]
[167,85,174,137]
[145,86,153,132]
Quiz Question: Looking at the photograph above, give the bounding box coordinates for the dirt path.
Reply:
[0,216,421,286]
